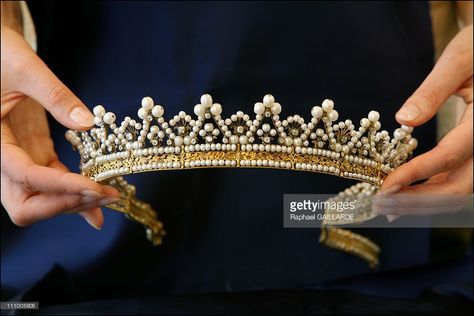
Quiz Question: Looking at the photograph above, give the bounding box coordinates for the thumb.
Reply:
[18,56,95,130]
[4,27,94,130]
[396,24,473,127]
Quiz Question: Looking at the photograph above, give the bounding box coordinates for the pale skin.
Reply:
[0,2,472,229]
[373,20,473,217]
[1,2,120,229]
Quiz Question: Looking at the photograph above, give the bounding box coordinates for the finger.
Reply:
[373,192,467,208]
[396,24,473,126]
[19,61,95,130]
[3,28,95,130]
[424,172,449,184]
[381,111,473,191]
[374,204,466,216]
[1,143,105,196]
[10,193,118,227]
[49,159,70,172]
[79,208,104,230]
[50,160,122,198]
[77,187,123,230]
[455,77,473,106]
[375,158,472,214]
[1,121,120,197]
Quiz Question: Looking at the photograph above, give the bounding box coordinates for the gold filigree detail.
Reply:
[319,227,380,267]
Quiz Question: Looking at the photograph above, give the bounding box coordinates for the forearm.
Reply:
[1,1,23,33]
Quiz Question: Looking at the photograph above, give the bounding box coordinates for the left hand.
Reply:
[373,24,473,217]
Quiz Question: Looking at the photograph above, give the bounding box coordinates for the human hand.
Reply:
[1,25,120,229]
[373,24,473,218]
[373,24,473,220]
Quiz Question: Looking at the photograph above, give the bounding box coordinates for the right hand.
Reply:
[1,25,120,229]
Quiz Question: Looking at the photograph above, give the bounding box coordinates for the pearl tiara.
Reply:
[66,94,417,266]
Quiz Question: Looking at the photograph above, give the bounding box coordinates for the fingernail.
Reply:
[396,105,420,122]
[372,205,392,215]
[81,189,104,198]
[98,197,120,207]
[373,197,397,207]
[386,215,400,222]
[79,213,101,230]
[380,184,402,196]
[70,107,95,127]
[80,195,101,204]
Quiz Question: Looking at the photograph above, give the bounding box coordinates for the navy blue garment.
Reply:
[3,1,457,302]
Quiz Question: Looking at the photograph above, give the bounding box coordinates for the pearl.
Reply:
[284,137,293,146]
[322,99,334,112]
[263,94,275,108]
[408,138,418,148]
[103,112,116,124]
[271,102,282,115]
[210,103,222,116]
[141,97,154,110]
[394,128,406,140]
[174,136,184,146]
[401,125,414,133]
[254,102,265,115]
[229,135,238,144]
[360,118,370,128]
[151,105,164,117]
[204,123,214,132]
[200,94,213,108]
[138,108,148,120]
[194,104,205,116]
[94,117,102,125]
[239,135,248,144]
[93,105,106,117]
[368,111,380,122]
[327,110,339,122]
[311,106,323,118]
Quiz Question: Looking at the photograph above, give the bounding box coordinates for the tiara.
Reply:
[66,94,417,267]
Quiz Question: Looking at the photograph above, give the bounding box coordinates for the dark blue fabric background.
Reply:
[1,1,449,301]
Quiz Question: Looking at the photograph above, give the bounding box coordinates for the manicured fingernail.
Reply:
[98,197,120,206]
[79,213,101,230]
[396,105,420,122]
[70,107,95,127]
[386,215,400,222]
[373,205,392,215]
[380,184,402,195]
[373,197,397,207]
[80,195,101,204]
[81,189,104,198]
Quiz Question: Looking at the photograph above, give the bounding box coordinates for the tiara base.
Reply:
[83,146,388,186]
